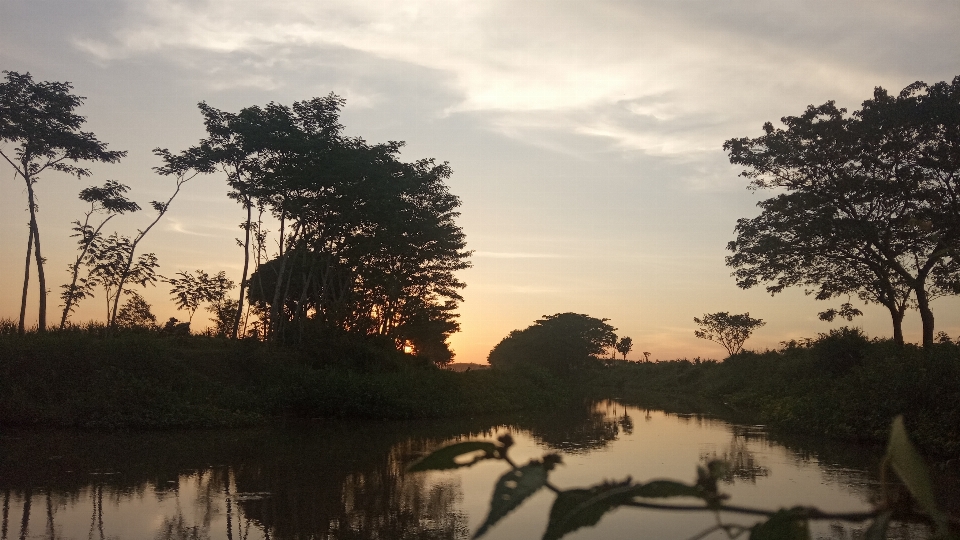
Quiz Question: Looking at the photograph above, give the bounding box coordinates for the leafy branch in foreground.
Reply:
[408,416,957,540]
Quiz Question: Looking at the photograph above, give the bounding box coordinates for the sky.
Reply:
[1,0,959,363]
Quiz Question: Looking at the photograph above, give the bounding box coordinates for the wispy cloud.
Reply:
[61,0,960,162]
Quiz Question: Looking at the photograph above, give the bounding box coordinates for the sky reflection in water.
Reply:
[0,403,903,540]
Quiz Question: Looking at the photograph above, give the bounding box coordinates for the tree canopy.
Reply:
[487,313,618,374]
[185,97,471,364]
[0,71,125,332]
[693,312,765,357]
[724,76,960,346]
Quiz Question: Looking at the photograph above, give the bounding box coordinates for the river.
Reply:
[0,400,925,539]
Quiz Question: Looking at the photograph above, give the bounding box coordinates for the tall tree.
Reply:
[0,71,125,332]
[246,135,471,362]
[725,77,960,346]
[86,149,201,328]
[59,181,140,328]
[187,96,345,339]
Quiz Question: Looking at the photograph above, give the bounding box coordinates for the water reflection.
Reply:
[518,402,628,453]
[0,421,491,540]
[699,428,770,484]
[0,401,942,540]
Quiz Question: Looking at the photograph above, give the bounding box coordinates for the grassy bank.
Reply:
[592,329,960,458]
[0,329,571,429]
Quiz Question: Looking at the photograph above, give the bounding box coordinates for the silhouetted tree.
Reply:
[59,181,140,328]
[615,336,633,360]
[97,149,201,329]
[693,312,765,357]
[185,96,345,339]
[206,298,239,337]
[163,270,234,324]
[0,71,125,333]
[201,99,471,363]
[88,232,159,325]
[725,77,960,346]
[114,291,157,330]
[487,313,618,374]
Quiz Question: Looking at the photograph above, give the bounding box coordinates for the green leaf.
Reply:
[407,441,499,472]
[544,488,612,540]
[542,479,704,540]
[632,480,704,499]
[749,509,809,540]
[543,481,633,540]
[474,460,548,538]
[863,511,891,540]
[884,416,949,534]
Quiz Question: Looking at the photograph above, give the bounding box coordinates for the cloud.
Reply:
[48,0,960,163]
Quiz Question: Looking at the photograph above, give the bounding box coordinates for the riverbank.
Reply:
[0,330,570,429]
[592,329,960,458]
[4,326,958,459]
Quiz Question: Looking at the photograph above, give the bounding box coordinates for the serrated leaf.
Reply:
[884,416,949,535]
[749,509,809,540]
[407,441,499,472]
[863,510,891,540]
[474,461,548,539]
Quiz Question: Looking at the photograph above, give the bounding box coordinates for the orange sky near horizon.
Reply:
[2,0,959,364]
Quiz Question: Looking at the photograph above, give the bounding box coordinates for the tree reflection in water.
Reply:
[0,401,920,540]
[699,426,770,484]
[520,400,629,453]
[0,422,492,540]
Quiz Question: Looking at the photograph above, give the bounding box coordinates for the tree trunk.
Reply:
[25,179,46,332]
[18,488,30,540]
[915,287,935,347]
[268,242,296,341]
[232,202,252,339]
[2,488,11,540]
[32,222,46,333]
[881,301,906,346]
[18,226,33,335]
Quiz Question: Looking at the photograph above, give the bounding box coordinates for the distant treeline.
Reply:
[592,328,960,459]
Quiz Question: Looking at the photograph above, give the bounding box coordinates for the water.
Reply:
[0,401,923,539]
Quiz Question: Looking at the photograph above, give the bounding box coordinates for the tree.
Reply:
[693,312,765,357]
[163,269,234,324]
[88,233,159,325]
[185,96,345,339]
[0,71,125,333]
[212,98,471,364]
[207,298,239,337]
[487,313,617,374]
[615,336,633,360]
[95,149,202,329]
[114,291,157,330]
[59,181,140,328]
[724,77,960,346]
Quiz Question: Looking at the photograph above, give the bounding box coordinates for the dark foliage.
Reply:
[591,330,960,458]
[725,76,960,346]
[488,313,618,375]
